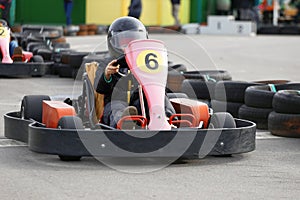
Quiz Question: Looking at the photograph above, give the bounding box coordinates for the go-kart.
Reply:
[4,39,256,161]
[0,22,54,77]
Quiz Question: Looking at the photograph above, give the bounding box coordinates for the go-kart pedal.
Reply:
[12,47,25,62]
[121,106,138,118]
[117,106,147,129]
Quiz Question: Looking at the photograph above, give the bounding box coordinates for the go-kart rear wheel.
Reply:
[57,116,84,161]
[21,95,51,122]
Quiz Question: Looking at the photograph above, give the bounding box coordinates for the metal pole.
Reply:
[273,0,279,26]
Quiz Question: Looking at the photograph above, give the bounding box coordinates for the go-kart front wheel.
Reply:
[57,116,84,161]
[209,112,236,157]
[209,112,236,129]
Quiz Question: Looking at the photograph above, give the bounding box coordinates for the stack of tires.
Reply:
[239,82,300,130]
[239,84,276,129]
[269,90,300,138]
[179,70,232,106]
[211,81,257,118]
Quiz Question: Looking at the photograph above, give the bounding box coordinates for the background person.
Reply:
[128,0,142,19]
[171,0,181,26]
[217,0,231,15]
[63,0,73,26]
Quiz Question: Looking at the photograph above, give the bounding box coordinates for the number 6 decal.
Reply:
[136,50,164,74]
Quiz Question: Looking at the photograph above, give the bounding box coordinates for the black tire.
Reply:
[280,26,300,35]
[30,55,44,63]
[245,85,276,108]
[211,100,243,118]
[167,70,186,92]
[268,111,300,138]
[209,112,236,129]
[57,63,73,78]
[273,90,300,114]
[168,64,187,72]
[276,83,300,91]
[57,116,83,161]
[183,70,232,81]
[238,104,273,130]
[214,81,257,103]
[69,52,89,69]
[80,52,110,66]
[257,26,280,34]
[245,83,300,108]
[32,46,49,55]
[26,42,47,52]
[22,25,64,37]
[57,116,84,129]
[181,79,216,100]
[36,48,53,61]
[21,95,51,122]
[167,92,188,99]
[253,80,290,84]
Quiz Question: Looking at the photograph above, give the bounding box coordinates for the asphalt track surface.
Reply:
[0,33,299,200]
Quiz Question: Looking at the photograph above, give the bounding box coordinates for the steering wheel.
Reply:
[115,54,129,77]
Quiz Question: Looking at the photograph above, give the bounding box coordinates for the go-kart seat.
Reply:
[85,62,105,121]
[12,47,25,62]
[11,47,33,62]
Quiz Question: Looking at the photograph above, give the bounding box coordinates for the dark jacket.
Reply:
[95,56,176,118]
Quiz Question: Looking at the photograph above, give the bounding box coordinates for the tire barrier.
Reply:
[212,81,257,118]
[242,83,300,130]
[245,85,276,108]
[183,70,232,81]
[181,79,216,100]
[211,100,243,118]
[268,90,300,138]
[272,90,300,114]
[167,70,232,93]
[238,104,273,130]
[165,64,187,93]
[268,111,300,138]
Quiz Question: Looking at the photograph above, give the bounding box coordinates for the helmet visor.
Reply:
[110,30,147,52]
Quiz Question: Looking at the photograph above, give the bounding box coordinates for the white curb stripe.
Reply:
[0,139,27,147]
[256,131,281,140]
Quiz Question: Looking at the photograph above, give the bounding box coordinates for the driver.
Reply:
[95,16,176,128]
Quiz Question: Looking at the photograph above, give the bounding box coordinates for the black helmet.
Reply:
[107,16,148,58]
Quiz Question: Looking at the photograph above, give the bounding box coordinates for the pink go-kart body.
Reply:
[125,39,172,130]
[0,25,33,63]
[0,25,13,63]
